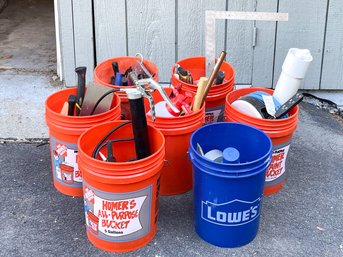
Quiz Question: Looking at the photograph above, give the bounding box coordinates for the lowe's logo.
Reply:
[201,198,261,227]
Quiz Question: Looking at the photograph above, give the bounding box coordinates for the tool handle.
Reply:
[214,71,225,85]
[127,91,151,160]
[192,77,208,111]
[114,72,123,86]
[201,51,226,106]
[274,92,303,119]
[106,141,116,162]
[67,95,77,116]
[75,66,87,115]
[112,62,119,75]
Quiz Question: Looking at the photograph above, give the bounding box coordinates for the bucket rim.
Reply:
[146,104,205,127]
[190,122,272,171]
[190,151,271,178]
[225,87,299,125]
[94,56,159,88]
[171,55,235,88]
[77,120,166,171]
[80,156,164,183]
[224,113,298,138]
[45,88,121,121]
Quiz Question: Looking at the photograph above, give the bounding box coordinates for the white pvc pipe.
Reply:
[273,48,313,105]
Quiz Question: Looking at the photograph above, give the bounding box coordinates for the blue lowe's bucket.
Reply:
[189,122,272,248]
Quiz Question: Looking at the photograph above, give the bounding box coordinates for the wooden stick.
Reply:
[200,51,227,107]
[192,77,208,111]
[60,102,68,115]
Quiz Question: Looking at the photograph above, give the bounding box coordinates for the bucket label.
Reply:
[205,104,224,124]
[49,137,82,188]
[201,198,261,226]
[266,143,290,182]
[83,182,152,242]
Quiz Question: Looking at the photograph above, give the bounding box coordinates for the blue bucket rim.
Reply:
[189,153,271,178]
[189,122,272,175]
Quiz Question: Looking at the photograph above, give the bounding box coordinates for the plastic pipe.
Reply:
[273,48,313,105]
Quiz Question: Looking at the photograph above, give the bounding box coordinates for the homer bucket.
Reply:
[189,122,272,247]
[78,120,165,252]
[94,55,159,120]
[45,88,121,197]
[224,48,313,195]
[225,88,299,195]
[171,56,234,123]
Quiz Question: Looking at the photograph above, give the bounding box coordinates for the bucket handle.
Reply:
[163,159,170,167]
[187,150,193,162]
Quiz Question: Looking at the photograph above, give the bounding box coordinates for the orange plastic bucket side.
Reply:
[77,121,165,252]
[82,171,161,252]
[144,88,205,195]
[152,115,205,195]
[263,127,296,195]
[158,130,194,195]
[224,87,299,195]
[45,89,121,197]
[48,128,83,197]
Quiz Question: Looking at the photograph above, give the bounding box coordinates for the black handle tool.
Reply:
[75,66,87,115]
[127,90,151,160]
[67,95,77,116]
[111,62,119,84]
[271,93,304,119]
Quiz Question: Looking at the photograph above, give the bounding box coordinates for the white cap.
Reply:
[282,48,313,79]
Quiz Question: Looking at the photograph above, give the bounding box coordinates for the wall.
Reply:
[56,0,343,90]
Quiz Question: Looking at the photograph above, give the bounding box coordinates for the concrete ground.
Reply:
[0,0,343,256]
[0,0,63,139]
[0,102,342,257]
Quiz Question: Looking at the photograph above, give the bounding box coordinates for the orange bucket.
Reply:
[171,56,234,123]
[224,87,299,195]
[145,88,205,195]
[94,56,159,120]
[77,121,165,252]
[45,88,121,197]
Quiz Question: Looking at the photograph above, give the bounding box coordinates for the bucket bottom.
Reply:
[160,185,192,196]
[86,227,156,252]
[264,180,285,195]
[53,180,83,197]
[195,225,259,248]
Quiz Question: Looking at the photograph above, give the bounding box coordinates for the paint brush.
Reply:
[200,51,227,107]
